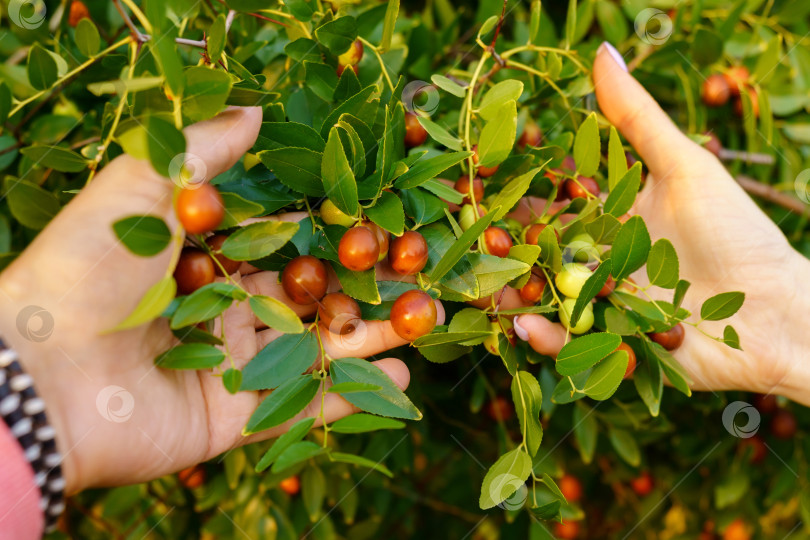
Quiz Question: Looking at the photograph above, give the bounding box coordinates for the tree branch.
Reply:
[736,175,809,215]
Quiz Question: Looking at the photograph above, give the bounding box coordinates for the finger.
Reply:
[513,314,567,357]
[506,197,570,225]
[593,43,704,181]
[256,299,446,359]
[243,357,411,443]
[467,287,531,311]
[183,107,263,181]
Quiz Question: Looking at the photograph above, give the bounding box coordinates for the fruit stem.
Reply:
[358,37,395,92]
[464,50,491,222]
[313,320,331,448]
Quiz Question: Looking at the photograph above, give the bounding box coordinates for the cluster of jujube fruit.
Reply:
[702,66,759,118]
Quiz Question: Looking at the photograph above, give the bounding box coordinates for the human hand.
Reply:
[511,44,810,405]
[0,108,442,494]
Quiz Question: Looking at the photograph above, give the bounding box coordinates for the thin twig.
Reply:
[736,175,809,215]
[112,0,146,42]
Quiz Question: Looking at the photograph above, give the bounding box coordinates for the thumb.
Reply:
[593,43,700,181]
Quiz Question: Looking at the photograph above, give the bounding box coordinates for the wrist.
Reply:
[773,254,810,406]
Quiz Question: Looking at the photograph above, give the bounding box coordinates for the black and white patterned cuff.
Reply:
[0,347,65,533]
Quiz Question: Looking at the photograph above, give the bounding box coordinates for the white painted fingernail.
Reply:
[601,41,628,73]
[513,316,529,341]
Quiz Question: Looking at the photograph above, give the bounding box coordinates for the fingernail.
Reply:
[513,316,529,342]
[601,41,628,73]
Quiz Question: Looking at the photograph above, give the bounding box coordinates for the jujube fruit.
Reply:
[177,465,206,489]
[320,199,355,227]
[336,40,364,76]
[559,298,594,335]
[318,292,362,335]
[558,474,583,502]
[519,272,547,303]
[279,476,300,495]
[365,221,390,262]
[176,184,225,234]
[523,223,559,245]
[281,255,328,305]
[458,204,487,231]
[555,263,592,298]
[404,112,428,148]
[702,74,731,107]
[649,323,685,351]
[596,275,616,297]
[454,176,484,205]
[205,234,240,276]
[738,435,766,464]
[754,393,778,414]
[483,226,513,258]
[617,342,636,379]
[389,231,429,275]
[485,396,514,421]
[69,0,90,26]
[630,471,654,496]
[518,121,542,148]
[722,519,751,540]
[733,87,759,117]
[770,409,797,439]
[472,146,499,178]
[553,520,580,540]
[175,247,216,295]
[564,176,600,199]
[338,226,380,272]
[390,289,437,341]
[724,66,750,97]
[483,322,501,357]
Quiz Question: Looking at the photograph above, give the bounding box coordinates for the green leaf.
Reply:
[241,332,319,391]
[537,225,562,273]
[556,332,622,376]
[256,417,316,472]
[488,167,542,222]
[182,67,233,122]
[75,18,101,56]
[322,127,358,217]
[633,346,662,416]
[428,207,498,283]
[479,448,532,509]
[595,1,628,43]
[700,292,745,321]
[171,284,242,329]
[207,14,227,64]
[645,339,692,396]
[258,148,325,196]
[604,163,641,216]
[0,83,11,126]
[512,371,544,455]
[469,253,530,298]
[418,117,462,151]
[573,401,597,463]
[272,441,325,473]
[87,76,164,96]
[4,177,61,230]
[723,325,742,350]
[380,0,400,52]
[608,428,640,466]
[430,74,466,98]
[479,81,524,121]
[395,151,472,189]
[250,295,305,334]
[258,122,326,153]
[565,0,578,48]
[364,191,404,235]
[610,216,651,282]
[586,214,621,244]
[111,276,176,331]
[329,452,393,478]
[155,343,225,370]
[305,61,339,102]
[414,331,490,347]
[217,192,264,229]
[330,357,421,419]
[245,375,320,434]
[112,216,171,257]
[145,116,186,177]
[27,44,57,91]
[222,368,241,394]
[583,350,628,401]
[690,27,724,67]
[754,35,782,85]
[401,188,446,227]
[673,279,691,310]
[302,465,325,522]
[646,239,679,289]
[477,100,517,167]
[150,26,184,97]
[607,126,627,190]
[332,264,380,304]
[314,16,358,55]
[221,221,299,261]
[330,413,405,433]
[21,144,87,172]
[573,112,600,177]
[327,382,382,394]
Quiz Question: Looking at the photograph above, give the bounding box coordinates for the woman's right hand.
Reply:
[512,43,810,405]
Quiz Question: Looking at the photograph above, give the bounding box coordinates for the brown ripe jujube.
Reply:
[279,476,300,496]
[389,231,429,275]
[564,176,600,199]
[177,465,206,489]
[554,520,580,540]
[485,396,514,421]
[754,393,778,414]
[617,342,637,379]
[336,40,364,76]
[472,146,499,178]
[733,87,759,118]
[597,276,616,298]
[454,176,484,205]
[390,289,437,341]
[318,292,362,335]
[281,255,328,305]
[519,272,547,303]
[723,519,751,540]
[558,474,583,503]
[702,74,731,107]
[518,121,542,148]
[338,226,380,272]
[724,66,750,97]
[524,223,559,245]
[630,471,654,496]
[175,248,216,295]
[771,409,797,439]
[69,0,90,26]
[205,234,241,276]
[364,221,390,262]
[649,323,685,351]
[404,112,428,148]
[483,227,513,258]
[176,183,225,234]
